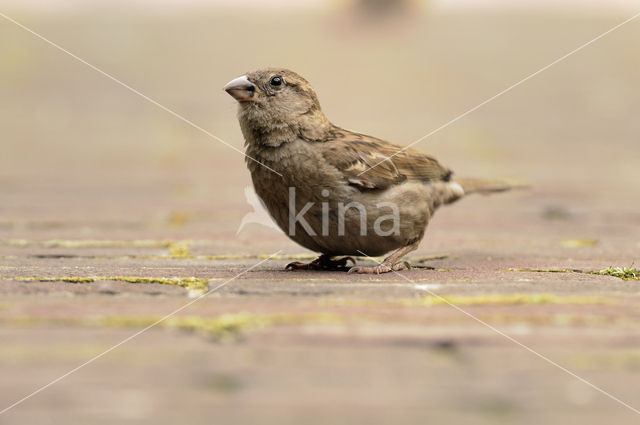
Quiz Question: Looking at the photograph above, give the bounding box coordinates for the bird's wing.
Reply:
[320,127,452,190]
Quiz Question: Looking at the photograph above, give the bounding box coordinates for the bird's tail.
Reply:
[454,178,529,196]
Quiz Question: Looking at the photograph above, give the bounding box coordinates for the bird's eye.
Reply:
[270,76,283,87]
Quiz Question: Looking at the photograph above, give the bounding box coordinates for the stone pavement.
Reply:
[1,185,639,425]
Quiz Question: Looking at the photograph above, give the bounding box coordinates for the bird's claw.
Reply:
[347,261,411,274]
[285,261,313,271]
[286,256,356,272]
[332,256,356,269]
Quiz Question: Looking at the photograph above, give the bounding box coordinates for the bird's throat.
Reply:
[238,107,331,148]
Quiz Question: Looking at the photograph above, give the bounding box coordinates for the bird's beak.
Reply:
[224,75,256,102]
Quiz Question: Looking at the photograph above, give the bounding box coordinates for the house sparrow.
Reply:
[225,68,516,274]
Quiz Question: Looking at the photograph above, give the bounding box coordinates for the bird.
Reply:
[224,68,519,274]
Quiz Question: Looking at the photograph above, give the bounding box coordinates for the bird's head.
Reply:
[224,68,330,145]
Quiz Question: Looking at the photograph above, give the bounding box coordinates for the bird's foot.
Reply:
[348,260,411,274]
[286,255,356,271]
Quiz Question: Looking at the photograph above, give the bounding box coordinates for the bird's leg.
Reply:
[286,254,356,271]
[349,242,420,274]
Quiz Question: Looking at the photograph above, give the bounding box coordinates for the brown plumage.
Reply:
[224,68,516,274]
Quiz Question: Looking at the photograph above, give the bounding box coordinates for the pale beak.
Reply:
[224,75,256,102]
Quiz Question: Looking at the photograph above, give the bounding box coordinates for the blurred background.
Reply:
[1,1,640,424]
[1,0,639,250]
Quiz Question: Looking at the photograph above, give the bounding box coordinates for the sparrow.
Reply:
[224,68,516,274]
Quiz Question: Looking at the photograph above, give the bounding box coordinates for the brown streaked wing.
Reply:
[320,128,452,190]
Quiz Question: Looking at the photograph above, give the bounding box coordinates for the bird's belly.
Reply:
[254,178,434,257]
[271,201,408,256]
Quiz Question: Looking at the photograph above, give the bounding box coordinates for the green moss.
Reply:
[561,238,598,248]
[406,293,616,306]
[5,239,29,247]
[166,211,190,228]
[505,268,581,274]
[111,276,209,292]
[13,276,210,295]
[322,293,616,308]
[15,276,96,283]
[597,265,638,280]
[1,312,348,339]
[168,240,191,258]
[508,265,639,281]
